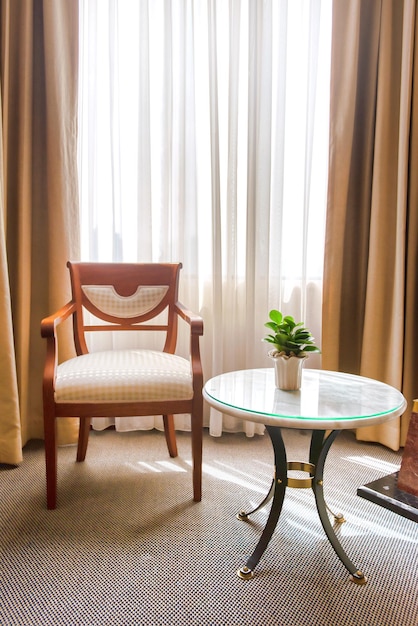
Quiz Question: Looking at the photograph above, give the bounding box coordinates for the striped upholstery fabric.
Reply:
[55,350,193,402]
[82,285,169,318]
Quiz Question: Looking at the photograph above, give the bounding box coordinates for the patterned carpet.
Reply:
[0,428,417,626]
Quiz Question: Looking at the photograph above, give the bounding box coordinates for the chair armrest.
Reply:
[175,301,204,335]
[175,302,204,389]
[41,302,76,396]
[41,301,76,338]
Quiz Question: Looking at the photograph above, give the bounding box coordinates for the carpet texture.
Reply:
[0,428,417,626]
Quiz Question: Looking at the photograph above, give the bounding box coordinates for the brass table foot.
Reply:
[325,501,346,524]
[237,566,254,580]
[349,571,368,585]
[236,478,276,522]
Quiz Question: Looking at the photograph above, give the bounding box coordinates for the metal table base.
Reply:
[236,427,367,585]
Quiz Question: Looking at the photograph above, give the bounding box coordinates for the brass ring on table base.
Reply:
[286,461,315,488]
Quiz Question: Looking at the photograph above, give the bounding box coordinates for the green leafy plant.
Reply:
[263,309,320,357]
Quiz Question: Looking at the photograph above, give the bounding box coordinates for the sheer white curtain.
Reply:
[78,0,332,436]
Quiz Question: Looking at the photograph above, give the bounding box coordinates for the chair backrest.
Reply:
[67,262,182,356]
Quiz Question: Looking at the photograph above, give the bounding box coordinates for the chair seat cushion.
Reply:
[55,349,193,402]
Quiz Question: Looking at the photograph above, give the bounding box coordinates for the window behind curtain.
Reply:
[77,0,332,435]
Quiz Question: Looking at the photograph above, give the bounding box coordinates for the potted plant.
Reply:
[263,309,320,390]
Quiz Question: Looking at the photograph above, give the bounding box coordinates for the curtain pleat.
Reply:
[0,91,21,464]
[0,0,80,461]
[323,0,418,450]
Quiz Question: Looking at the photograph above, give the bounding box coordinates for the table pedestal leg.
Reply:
[237,426,288,579]
[311,431,367,585]
[237,427,367,584]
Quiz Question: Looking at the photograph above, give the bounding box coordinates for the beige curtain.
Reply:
[0,0,80,464]
[323,0,418,450]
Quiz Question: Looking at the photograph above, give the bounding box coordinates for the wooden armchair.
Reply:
[41,262,204,509]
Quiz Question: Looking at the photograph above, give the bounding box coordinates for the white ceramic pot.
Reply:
[269,352,307,390]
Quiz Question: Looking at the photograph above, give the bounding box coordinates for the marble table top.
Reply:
[203,368,407,430]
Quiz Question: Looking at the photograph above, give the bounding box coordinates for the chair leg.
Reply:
[163,414,178,457]
[191,409,203,502]
[77,417,91,462]
[44,412,58,510]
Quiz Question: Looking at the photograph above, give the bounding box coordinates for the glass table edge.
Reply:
[202,369,408,430]
[202,390,407,430]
